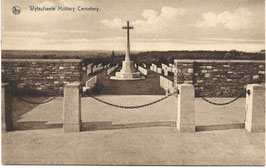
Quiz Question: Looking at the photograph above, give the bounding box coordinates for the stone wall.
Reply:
[2,59,82,96]
[174,59,265,97]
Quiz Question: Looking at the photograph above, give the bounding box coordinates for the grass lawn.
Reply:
[82,68,166,95]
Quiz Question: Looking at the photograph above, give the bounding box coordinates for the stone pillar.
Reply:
[63,83,81,132]
[2,83,13,132]
[245,84,265,133]
[176,84,195,132]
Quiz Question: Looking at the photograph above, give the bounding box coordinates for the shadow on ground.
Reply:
[81,121,245,132]
[11,96,64,131]
[15,121,63,131]
[81,121,176,131]
[13,120,245,132]
[14,121,176,132]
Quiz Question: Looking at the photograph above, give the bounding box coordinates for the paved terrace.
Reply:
[2,96,264,165]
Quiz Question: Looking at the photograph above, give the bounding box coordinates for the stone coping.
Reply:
[2,59,83,63]
[174,59,265,63]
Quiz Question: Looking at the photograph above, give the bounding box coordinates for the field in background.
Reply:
[2,50,264,67]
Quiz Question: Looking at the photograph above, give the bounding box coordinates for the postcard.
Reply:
[2,0,265,166]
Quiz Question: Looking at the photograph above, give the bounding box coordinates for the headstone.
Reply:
[164,69,168,76]
[143,64,146,68]
[154,65,157,72]
[157,68,162,74]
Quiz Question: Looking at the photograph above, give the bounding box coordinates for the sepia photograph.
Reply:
[1,0,265,166]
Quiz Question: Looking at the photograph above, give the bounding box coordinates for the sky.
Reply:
[2,0,265,51]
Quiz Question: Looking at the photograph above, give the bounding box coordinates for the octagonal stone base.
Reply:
[110,60,145,80]
[110,71,145,80]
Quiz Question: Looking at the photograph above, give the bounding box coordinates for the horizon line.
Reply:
[2,49,264,53]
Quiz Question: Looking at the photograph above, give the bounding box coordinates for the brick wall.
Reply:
[2,59,82,96]
[174,59,265,97]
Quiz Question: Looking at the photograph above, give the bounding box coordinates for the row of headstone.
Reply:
[159,76,175,94]
[107,64,119,75]
[150,63,165,75]
[92,64,103,73]
[87,63,110,76]
[161,63,177,76]
[150,62,178,76]
[138,66,148,75]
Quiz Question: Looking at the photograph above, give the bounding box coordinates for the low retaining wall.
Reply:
[138,66,148,75]
[160,76,175,94]
[2,59,82,96]
[86,75,97,88]
[174,59,265,97]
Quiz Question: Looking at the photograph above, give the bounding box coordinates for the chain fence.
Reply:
[18,92,62,105]
[17,86,249,107]
[200,90,247,106]
[88,91,178,109]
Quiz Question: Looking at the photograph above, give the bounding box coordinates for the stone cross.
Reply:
[122,21,133,61]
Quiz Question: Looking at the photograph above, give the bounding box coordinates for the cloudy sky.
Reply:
[2,0,265,51]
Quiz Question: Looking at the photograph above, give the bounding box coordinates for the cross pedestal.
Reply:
[110,21,144,80]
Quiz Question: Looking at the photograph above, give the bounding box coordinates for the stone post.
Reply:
[245,84,265,132]
[2,83,13,132]
[63,83,81,132]
[176,84,195,132]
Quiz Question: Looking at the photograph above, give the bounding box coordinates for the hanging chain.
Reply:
[200,90,247,106]
[18,92,62,105]
[89,91,178,109]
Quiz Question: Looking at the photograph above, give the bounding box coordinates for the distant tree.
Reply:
[260,50,265,54]
[224,50,240,59]
[111,51,115,59]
